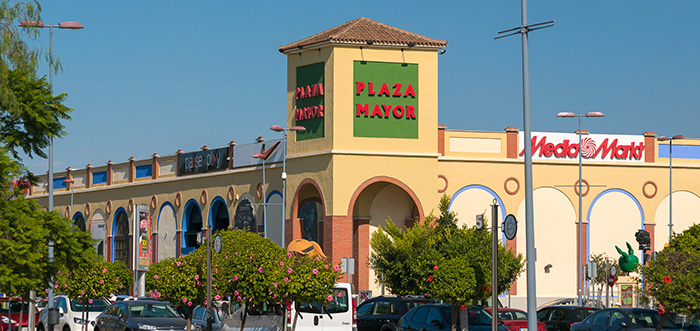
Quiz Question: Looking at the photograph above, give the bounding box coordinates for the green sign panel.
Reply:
[353,61,418,138]
[295,62,325,141]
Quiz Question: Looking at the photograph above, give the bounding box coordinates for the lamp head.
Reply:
[585,112,605,118]
[63,179,74,184]
[19,20,45,28]
[672,134,685,140]
[556,112,575,118]
[657,136,669,141]
[289,126,306,132]
[252,154,263,159]
[59,22,84,30]
[270,125,284,132]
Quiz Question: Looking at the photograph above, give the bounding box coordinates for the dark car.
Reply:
[0,297,39,331]
[398,304,509,331]
[537,305,599,331]
[93,300,187,331]
[357,296,434,331]
[191,305,227,331]
[570,308,681,331]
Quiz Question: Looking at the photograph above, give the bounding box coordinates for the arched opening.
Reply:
[181,199,203,255]
[210,197,230,232]
[91,209,106,258]
[73,213,86,231]
[157,203,177,260]
[298,198,324,245]
[234,196,257,233]
[112,209,130,267]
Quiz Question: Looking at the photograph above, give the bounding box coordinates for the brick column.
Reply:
[129,157,136,182]
[107,161,114,186]
[324,215,354,274]
[645,223,656,257]
[152,153,159,180]
[354,217,370,291]
[106,237,112,262]
[644,131,656,163]
[176,150,183,176]
[228,141,236,170]
[576,220,589,295]
[65,167,73,191]
[438,124,446,156]
[506,127,519,159]
[86,164,92,189]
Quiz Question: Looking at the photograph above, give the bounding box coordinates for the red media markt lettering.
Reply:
[519,135,644,160]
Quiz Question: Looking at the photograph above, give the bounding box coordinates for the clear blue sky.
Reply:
[22,1,700,174]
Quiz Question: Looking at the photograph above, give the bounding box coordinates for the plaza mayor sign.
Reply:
[519,132,645,162]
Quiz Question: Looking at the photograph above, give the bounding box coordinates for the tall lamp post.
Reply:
[253,137,270,238]
[270,125,306,248]
[657,135,684,240]
[556,111,604,306]
[19,19,83,331]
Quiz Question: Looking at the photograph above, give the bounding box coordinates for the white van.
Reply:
[287,283,357,331]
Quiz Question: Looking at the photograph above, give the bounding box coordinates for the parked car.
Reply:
[37,295,110,331]
[398,304,509,331]
[93,300,187,331]
[0,297,39,331]
[287,283,356,331]
[570,308,681,331]
[484,308,545,331]
[223,303,283,331]
[191,305,228,331]
[356,295,435,331]
[537,306,598,331]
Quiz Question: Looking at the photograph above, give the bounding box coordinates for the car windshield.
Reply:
[295,288,348,314]
[0,301,31,314]
[70,298,110,312]
[440,307,493,326]
[628,311,679,329]
[129,303,179,318]
[499,310,528,321]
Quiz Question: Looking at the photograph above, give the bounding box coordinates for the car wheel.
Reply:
[381,323,397,331]
[63,325,71,331]
[37,324,45,331]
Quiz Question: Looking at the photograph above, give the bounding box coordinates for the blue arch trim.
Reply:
[208,196,229,228]
[181,199,201,255]
[449,185,507,243]
[586,188,645,270]
[156,202,176,261]
[72,211,84,221]
[112,207,128,263]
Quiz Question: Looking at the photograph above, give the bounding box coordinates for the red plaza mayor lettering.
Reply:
[355,81,417,120]
[519,135,644,160]
[294,83,325,121]
[295,83,324,100]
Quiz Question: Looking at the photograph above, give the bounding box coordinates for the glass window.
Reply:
[114,212,129,266]
[404,300,432,311]
[587,311,609,325]
[194,307,205,320]
[413,307,429,324]
[357,303,374,317]
[296,287,348,314]
[550,309,566,322]
[609,311,626,326]
[128,303,178,318]
[403,309,416,322]
[469,308,493,326]
[373,301,392,315]
[71,298,110,312]
[58,298,68,313]
[425,308,443,325]
[573,308,597,321]
[537,309,550,321]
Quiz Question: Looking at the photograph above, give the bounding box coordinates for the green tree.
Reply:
[369,195,524,331]
[642,223,700,331]
[146,255,209,331]
[56,260,132,331]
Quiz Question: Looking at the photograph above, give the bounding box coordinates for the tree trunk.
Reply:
[656,311,670,331]
[458,304,469,331]
[19,301,25,331]
[291,310,300,331]
[239,306,248,331]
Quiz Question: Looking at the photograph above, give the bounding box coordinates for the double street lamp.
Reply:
[19,19,84,331]
[270,125,306,247]
[657,135,684,240]
[556,111,604,306]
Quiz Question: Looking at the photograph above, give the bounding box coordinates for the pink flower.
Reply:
[237,296,242,301]
[100,280,104,284]
[215,295,221,301]
[427,275,433,282]
[234,291,239,296]
[258,267,264,273]
[45,289,48,293]
[313,269,318,275]
[89,299,93,304]
[433,265,438,270]
[279,261,284,267]
[288,252,292,258]
[176,261,182,266]
[273,294,277,299]
[250,255,255,259]
[81,290,85,295]
[287,268,293,273]
[233,275,238,281]
[195,275,200,280]
[664,276,672,283]
[274,282,278,288]
[285,277,290,283]
[188,302,192,307]
[183,297,188,303]
[54,284,58,289]
[197,282,202,286]
[102,268,107,273]
[154,275,159,279]
[63,284,67,288]
[327,295,333,302]
[333,265,340,271]
[325,264,329,269]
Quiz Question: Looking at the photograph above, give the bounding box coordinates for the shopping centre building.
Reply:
[28,17,700,308]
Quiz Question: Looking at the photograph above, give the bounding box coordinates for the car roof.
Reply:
[539,305,597,310]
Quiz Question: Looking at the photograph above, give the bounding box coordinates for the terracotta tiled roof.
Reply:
[279,17,447,53]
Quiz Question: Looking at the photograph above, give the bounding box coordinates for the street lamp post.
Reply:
[270,125,305,247]
[657,135,684,240]
[556,111,604,306]
[19,20,83,331]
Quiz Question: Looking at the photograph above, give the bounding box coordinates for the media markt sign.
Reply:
[354,61,418,138]
[518,132,645,162]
